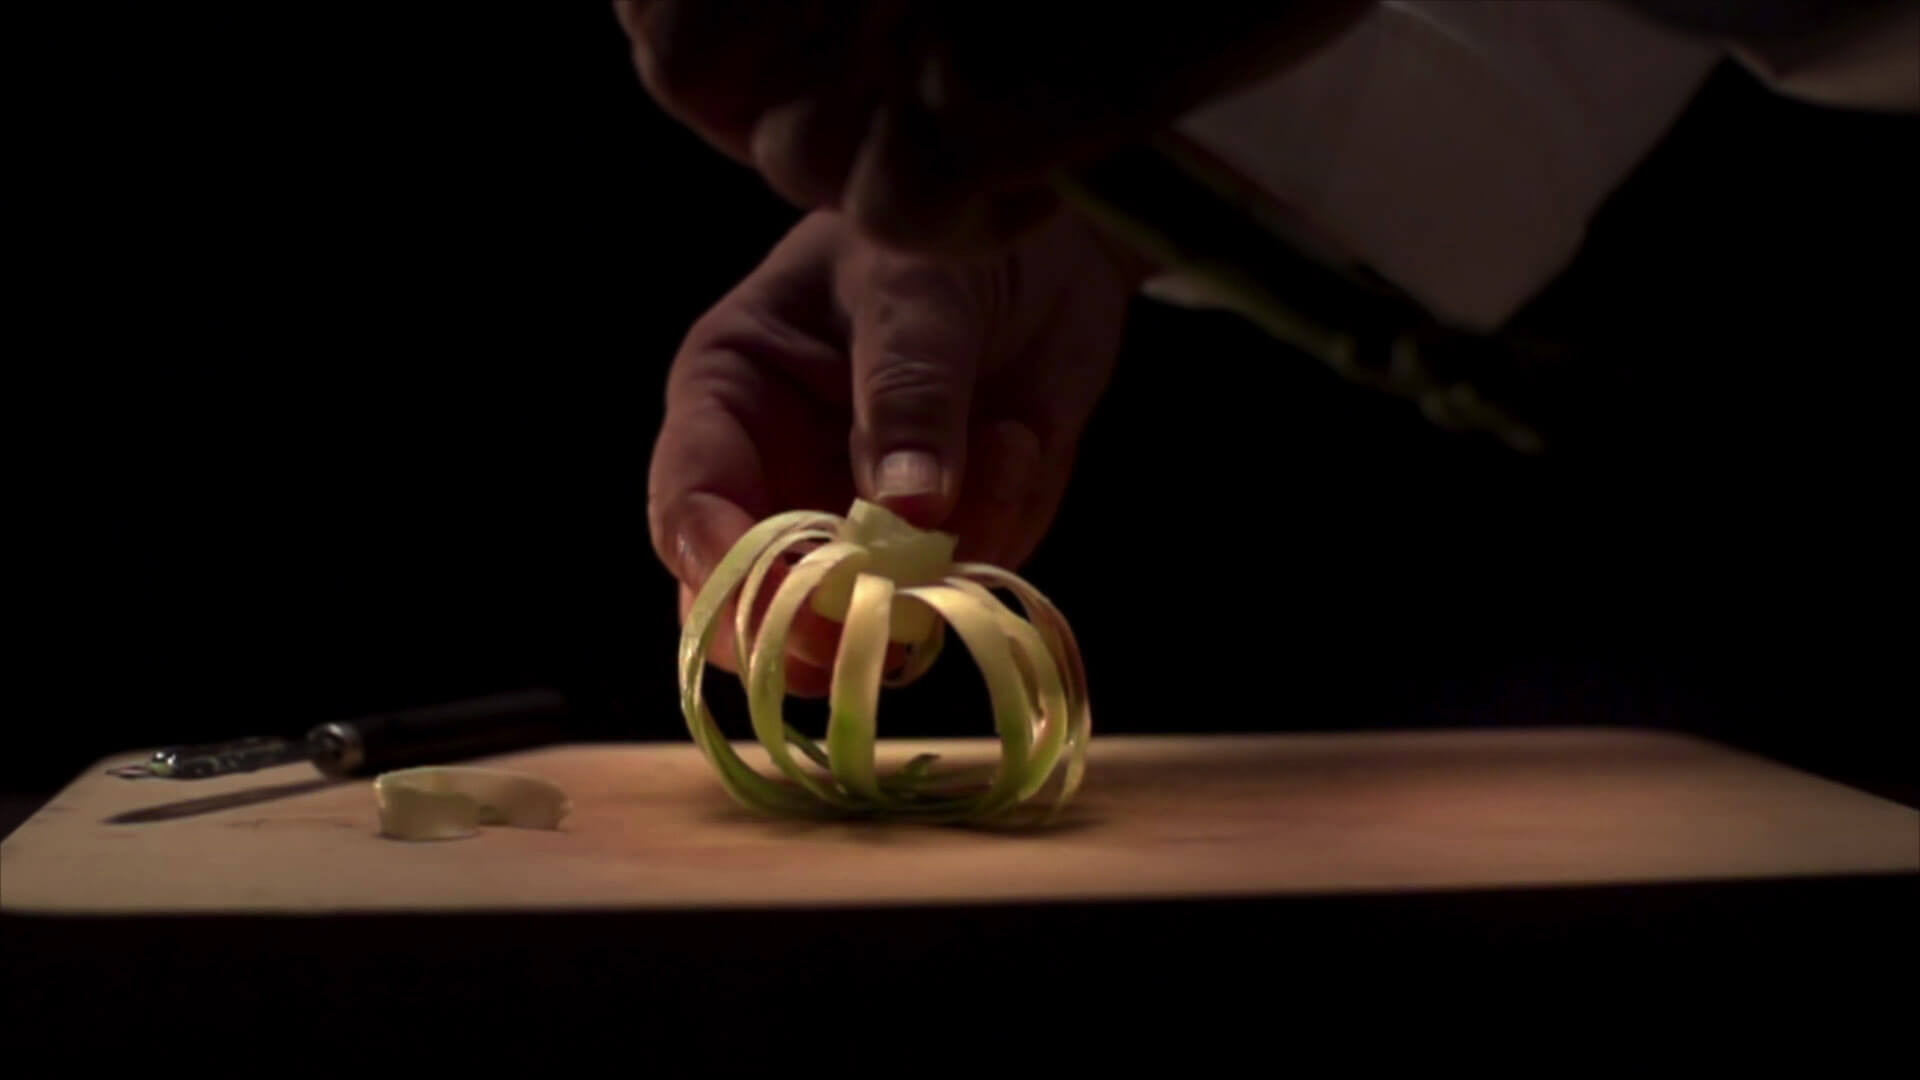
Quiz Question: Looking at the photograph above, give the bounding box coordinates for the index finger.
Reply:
[648,216,875,694]
[646,216,850,588]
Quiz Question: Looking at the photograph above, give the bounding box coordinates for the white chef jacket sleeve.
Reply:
[1725,1,1920,112]
[1141,0,1915,335]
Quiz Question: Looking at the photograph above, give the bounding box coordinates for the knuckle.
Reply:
[861,355,964,428]
[861,257,955,305]
[849,195,943,253]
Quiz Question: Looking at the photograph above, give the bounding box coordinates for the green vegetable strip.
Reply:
[747,541,870,807]
[944,579,1069,802]
[890,764,996,794]
[826,572,895,803]
[787,728,833,771]
[734,527,835,674]
[874,752,947,797]
[680,510,843,815]
[899,584,1036,818]
[883,613,945,688]
[725,525,844,771]
[954,564,1092,816]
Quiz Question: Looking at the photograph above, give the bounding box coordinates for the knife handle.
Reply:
[308,688,573,778]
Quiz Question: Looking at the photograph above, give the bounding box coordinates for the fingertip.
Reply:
[681,581,741,676]
[680,572,843,701]
[872,492,952,533]
[869,448,956,529]
[664,492,758,592]
[681,543,914,700]
[781,659,835,699]
[786,605,846,669]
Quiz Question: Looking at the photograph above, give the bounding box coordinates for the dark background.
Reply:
[18,4,1915,816]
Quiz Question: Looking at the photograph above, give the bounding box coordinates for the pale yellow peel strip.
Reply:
[735,525,842,771]
[953,564,1092,815]
[680,510,842,815]
[817,500,958,643]
[374,766,570,842]
[735,527,835,671]
[899,584,1035,818]
[826,571,895,803]
[747,540,870,806]
[944,578,1069,802]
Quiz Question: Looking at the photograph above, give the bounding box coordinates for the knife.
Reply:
[107,687,579,781]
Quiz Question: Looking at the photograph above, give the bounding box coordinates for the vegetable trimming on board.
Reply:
[374,766,570,841]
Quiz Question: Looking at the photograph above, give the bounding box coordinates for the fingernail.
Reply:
[673,528,705,584]
[873,449,942,499]
[676,515,736,587]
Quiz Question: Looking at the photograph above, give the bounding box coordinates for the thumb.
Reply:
[845,259,983,529]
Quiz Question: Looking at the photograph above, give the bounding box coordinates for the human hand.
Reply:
[647,207,1148,695]
[612,0,1368,253]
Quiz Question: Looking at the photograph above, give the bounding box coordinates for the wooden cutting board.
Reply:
[3,728,1914,915]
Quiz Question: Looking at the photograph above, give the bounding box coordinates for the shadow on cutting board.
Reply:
[103,779,338,825]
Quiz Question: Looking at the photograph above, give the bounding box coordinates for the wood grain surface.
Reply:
[4,728,1914,916]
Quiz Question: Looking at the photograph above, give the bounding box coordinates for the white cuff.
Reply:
[1152,1,1723,333]
[1729,2,1920,113]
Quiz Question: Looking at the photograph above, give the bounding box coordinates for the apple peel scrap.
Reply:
[374,766,570,841]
